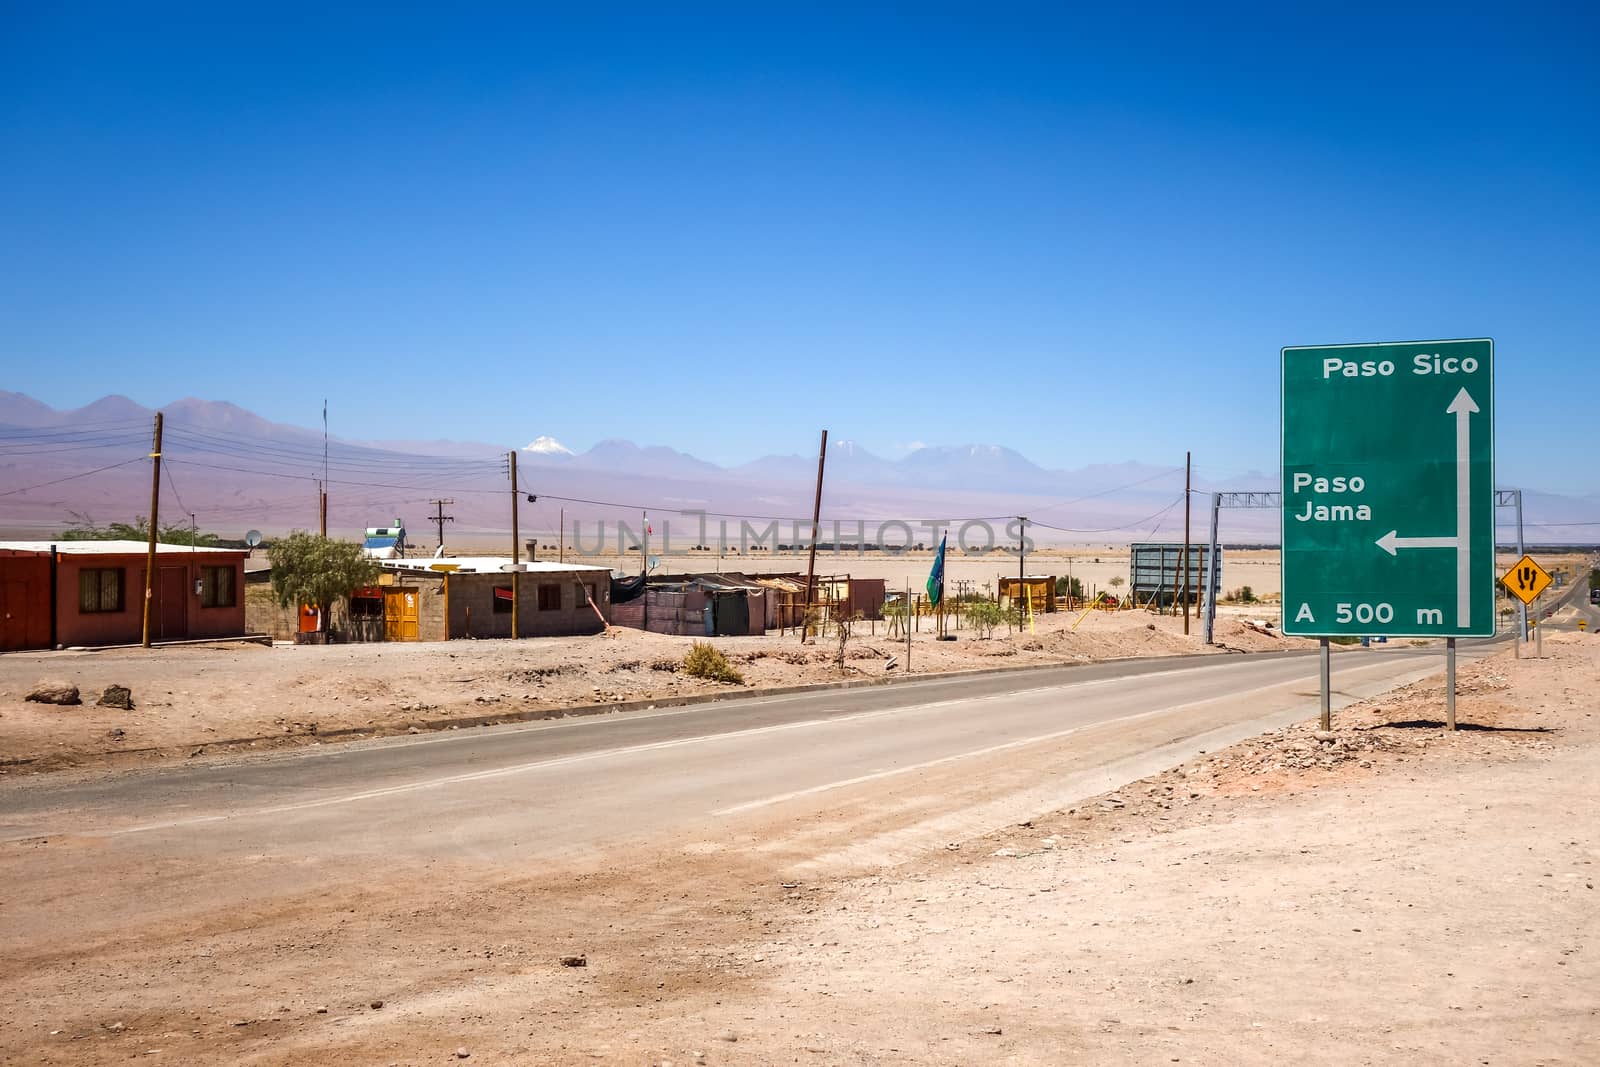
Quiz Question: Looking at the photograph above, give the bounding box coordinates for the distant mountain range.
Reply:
[2,392,1594,546]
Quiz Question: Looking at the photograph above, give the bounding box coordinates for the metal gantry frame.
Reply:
[1202,491,1279,645]
[1496,489,1527,643]
[1201,487,1527,645]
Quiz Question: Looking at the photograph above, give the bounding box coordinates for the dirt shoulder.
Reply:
[0,607,1311,775]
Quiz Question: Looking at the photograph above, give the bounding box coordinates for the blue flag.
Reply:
[926,532,947,606]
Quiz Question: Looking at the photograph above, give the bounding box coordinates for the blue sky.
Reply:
[2,5,1597,491]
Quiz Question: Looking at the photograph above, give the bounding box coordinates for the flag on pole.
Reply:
[926,532,947,607]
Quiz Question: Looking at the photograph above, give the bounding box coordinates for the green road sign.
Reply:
[1281,338,1494,638]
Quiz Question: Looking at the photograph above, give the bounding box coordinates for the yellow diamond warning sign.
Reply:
[1501,555,1552,605]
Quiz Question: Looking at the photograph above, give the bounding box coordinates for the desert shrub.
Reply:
[965,598,1007,638]
[682,641,744,684]
[834,612,862,669]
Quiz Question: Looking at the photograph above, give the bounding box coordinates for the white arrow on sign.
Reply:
[1373,387,1478,628]
[1375,531,1455,554]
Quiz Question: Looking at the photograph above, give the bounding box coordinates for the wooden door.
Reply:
[384,588,419,641]
[2,576,50,651]
[158,567,188,641]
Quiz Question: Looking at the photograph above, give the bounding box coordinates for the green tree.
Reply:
[60,514,223,546]
[1055,575,1084,598]
[268,531,380,632]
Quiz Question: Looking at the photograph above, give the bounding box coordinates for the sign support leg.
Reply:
[1536,620,1542,660]
[1319,637,1331,732]
[1516,489,1527,645]
[1446,637,1457,731]
[1203,492,1220,645]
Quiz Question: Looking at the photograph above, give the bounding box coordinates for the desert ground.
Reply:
[1,628,1594,1064]
[2,602,1304,775]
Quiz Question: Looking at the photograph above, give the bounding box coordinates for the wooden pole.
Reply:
[141,412,163,648]
[905,579,912,672]
[801,429,828,643]
[510,450,520,640]
[1018,516,1028,629]
[319,488,328,538]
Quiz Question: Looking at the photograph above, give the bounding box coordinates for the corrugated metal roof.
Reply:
[380,557,610,575]
[0,539,243,556]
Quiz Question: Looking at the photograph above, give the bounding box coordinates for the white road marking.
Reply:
[709,664,1411,816]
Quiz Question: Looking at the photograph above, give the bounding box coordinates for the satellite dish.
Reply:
[647,555,661,573]
[245,530,263,548]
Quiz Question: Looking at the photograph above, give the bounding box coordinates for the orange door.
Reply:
[384,588,419,641]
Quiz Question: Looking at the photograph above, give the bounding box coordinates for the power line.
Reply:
[161,424,501,469]
[0,435,150,456]
[162,460,190,518]
[1027,467,1186,515]
[160,428,499,475]
[0,420,154,441]
[162,457,506,494]
[1031,496,1186,535]
[0,456,146,498]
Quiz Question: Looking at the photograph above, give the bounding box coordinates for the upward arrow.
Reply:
[1447,387,1478,628]
[1371,386,1480,630]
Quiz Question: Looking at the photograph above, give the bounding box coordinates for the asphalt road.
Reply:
[2,644,1479,844]
[2,641,1504,956]
[1521,560,1598,634]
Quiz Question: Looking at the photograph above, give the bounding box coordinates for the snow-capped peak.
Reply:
[523,435,574,455]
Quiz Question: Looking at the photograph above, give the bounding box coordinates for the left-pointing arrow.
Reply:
[1375,530,1457,556]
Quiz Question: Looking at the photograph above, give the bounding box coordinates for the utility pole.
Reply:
[801,429,828,644]
[428,499,455,550]
[320,399,329,537]
[905,578,912,672]
[1018,516,1028,628]
[1182,451,1191,635]
[141,412,163,648]
[509,450,521,640]
[559,507,565,563]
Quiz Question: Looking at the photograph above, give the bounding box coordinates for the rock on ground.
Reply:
[24,680,80,705]
[96,685,134,710]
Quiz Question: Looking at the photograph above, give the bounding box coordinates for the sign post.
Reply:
[1282,339,1495,728]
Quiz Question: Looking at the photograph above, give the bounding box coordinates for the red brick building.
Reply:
[0,540,247,652]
